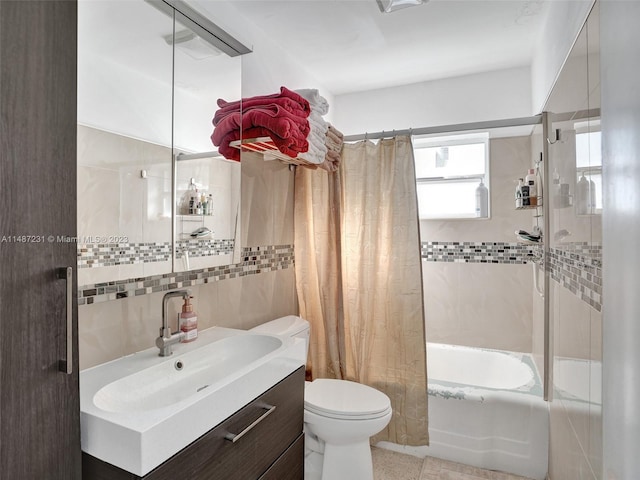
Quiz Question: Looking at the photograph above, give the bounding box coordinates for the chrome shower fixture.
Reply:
[376,0,427,14]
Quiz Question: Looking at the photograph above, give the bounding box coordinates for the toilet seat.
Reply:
[304,379,391,420]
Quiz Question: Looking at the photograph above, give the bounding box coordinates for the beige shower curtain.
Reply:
[294,135,428,446]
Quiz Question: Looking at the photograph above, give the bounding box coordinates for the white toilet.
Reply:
[250,316,392,480]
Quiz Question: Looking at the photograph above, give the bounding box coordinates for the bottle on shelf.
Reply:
[475,180,489,218]
[516,178,524,208]
[180,179,198,215]
[521,179,530,207]
[525,168,537,207]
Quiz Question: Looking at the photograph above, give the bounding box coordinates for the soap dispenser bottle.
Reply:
[179,296,198,343]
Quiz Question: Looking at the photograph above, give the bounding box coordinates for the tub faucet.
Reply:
[156,290,190,356]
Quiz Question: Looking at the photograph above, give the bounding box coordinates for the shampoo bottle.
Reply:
[516,178,524,208]
[525,168,537,206]
[179,296,198,343]
[475,180,489,218]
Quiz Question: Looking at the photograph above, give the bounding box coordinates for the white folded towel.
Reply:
[295,88,329,115]
[308,112,328,134]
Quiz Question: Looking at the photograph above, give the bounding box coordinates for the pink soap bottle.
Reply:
[179,296,198,343]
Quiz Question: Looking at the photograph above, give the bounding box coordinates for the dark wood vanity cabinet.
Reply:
[83,366,305,480]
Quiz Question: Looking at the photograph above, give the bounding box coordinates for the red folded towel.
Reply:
[216,86,310,115]
[213,98,309,126]
[211,87,312,161]
[212,108,310,147]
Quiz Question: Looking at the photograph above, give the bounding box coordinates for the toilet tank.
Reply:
[250,316,310,358]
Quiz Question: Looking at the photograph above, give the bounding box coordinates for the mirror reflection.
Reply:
[172,11,242,271]
[173,154,241,272]
[77,0,242,288]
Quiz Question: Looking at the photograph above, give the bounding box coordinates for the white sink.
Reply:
[93,334,283,413]
[80,326,305,476]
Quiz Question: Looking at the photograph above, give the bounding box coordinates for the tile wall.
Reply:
[420,135,539,353]
[78,125,242,285]
[78,152,298,370]
[77,125,173,285]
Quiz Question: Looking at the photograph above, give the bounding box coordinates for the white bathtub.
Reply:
[425,343,548,480]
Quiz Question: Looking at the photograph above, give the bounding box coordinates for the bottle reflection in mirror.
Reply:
[575,172,596,215]
[179,179,214,216]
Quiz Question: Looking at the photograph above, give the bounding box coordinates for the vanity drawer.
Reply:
[83,366,305,480]
[258,433,304,480]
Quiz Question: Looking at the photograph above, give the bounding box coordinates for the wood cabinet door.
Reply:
[0,1,80,479]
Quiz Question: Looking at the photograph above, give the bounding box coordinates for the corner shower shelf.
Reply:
[516,197,543,210]
[228,137,319,168]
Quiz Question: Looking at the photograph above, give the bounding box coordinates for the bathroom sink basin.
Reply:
[80,326,306,476]
[93,334,283,413]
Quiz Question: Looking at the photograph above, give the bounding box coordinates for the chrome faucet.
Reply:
[156,290,190,356]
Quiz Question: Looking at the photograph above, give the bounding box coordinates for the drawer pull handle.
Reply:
[225,404,276,443]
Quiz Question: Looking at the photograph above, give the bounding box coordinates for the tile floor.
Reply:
[371,447,535,480]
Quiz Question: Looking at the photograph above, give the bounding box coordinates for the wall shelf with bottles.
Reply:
[516,197,543,210]
[515,161,543,211]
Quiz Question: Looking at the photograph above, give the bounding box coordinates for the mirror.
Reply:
[173,154,241,271]
[77,0,242,287]
[172,12,242,271]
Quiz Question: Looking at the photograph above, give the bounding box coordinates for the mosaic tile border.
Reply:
[175,238,235,258]
[77,242,171,268]
[78,244,294,305]
[78,239,237,268]
[421,241,537,264]
[548,243,602,312]
[420,240,602,310]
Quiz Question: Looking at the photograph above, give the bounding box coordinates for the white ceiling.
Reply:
[222,0,550,95]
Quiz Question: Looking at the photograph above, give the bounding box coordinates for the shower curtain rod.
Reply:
[176,150,222,161]
[342,114,543,142]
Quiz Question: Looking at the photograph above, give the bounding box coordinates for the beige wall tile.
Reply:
[78,125,174,284]
[423,262,533,352]
[79,268,298,368]
[77,165,122,239]
[78,301,126,370]
[420,135,537,353]
[241,152,294,247]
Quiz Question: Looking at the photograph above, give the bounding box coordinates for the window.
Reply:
[575,127,602,212]
[414,133,490,219]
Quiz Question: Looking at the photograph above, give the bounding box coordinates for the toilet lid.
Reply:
[305,379,391,419]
